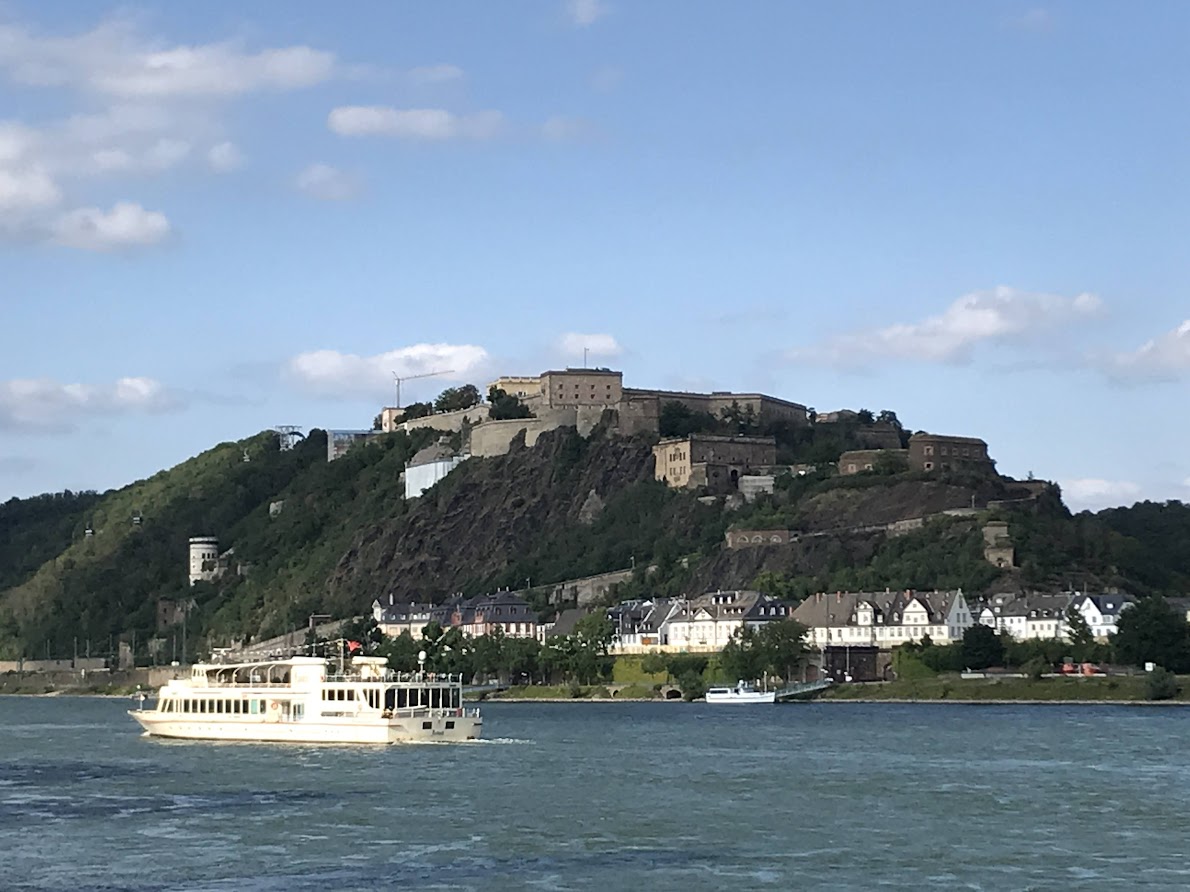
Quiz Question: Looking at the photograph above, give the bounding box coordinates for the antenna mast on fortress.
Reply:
[391,369,453,408]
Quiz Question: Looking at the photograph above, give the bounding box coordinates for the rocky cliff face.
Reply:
[324,428,657,608]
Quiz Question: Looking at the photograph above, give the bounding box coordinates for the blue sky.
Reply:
[1,1,1188,511]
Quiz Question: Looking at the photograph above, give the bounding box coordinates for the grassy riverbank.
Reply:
[820,675,1190,703]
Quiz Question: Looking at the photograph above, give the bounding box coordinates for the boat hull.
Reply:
[704,691,776,704]
[128,711,482,744]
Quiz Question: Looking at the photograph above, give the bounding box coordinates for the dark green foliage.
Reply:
[399,402,433,420]
[658,401,721,437]
[719,619,809,682]
[1145,667,1180,701]
[1115,597,1190,672]
[1010,497,1190,595]
[488,386,532,420]
[0,489,103,592]
[677,671,707,701]
[434,384,481,413]
[1023,656,1050,680]
[961,623,1005,670]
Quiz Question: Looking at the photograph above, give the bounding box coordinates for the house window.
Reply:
[923,462,934,471]
[924,445,934,456]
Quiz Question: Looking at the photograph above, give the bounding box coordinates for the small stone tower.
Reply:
[188,536,220,586]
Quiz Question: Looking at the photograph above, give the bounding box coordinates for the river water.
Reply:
[2,696,1190,891]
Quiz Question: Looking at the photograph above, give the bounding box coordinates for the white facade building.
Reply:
[404,440,470,499]
[663,591,793,653]
[979,592,1135,642]
[792,590,974,648]
[1070,593,1135,641]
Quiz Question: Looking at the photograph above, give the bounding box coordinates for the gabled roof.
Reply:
[1072,593,1135,618]
[793,590,966,629]
[546,607,590,638]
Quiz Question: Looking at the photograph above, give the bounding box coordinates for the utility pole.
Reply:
[391,369,454,409]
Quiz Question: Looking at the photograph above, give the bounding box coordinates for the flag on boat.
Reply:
[347,640,362,653]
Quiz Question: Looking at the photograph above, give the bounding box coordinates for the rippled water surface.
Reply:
[3,697,1190,890]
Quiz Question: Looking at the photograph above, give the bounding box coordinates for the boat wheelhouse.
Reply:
[129,652,481,744]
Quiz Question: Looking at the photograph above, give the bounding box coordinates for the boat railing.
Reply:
[323,671,466,685]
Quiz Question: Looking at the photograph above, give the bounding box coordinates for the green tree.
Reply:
[487,386,532,420]
[640,652,669,680]
[372,413,383,431]
[856,409,875,424]
[1145,666,1180,701]
[435,385,481,413]
[400,401,433,420]
[719,627,767,682]
[573,612,614,655]
[501,635,542,684]
[1063,605,1095,659]
[756,618,809,681]
[375,631,421,671]
[472,627,506,680]
[1115,597,1190,672]
[676,670,707,701]
[961,623,1005,670]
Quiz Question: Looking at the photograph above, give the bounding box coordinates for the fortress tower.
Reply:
[188,536,220,586]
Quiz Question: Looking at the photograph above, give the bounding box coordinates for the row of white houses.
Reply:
[372,588,1136,655]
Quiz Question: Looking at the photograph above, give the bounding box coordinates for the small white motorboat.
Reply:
[704,681,776,704]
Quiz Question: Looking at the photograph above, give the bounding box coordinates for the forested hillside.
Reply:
[1,422,1189,663]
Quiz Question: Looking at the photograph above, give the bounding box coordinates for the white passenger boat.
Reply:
[129,652,481,744]
[704,681,776,704]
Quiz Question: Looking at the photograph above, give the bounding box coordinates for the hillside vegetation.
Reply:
[2,422,1189,662]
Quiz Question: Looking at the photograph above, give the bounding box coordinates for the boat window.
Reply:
[396,689,408,709]
[422,721,433,730]
[293,704,304,719]
[451,689,461,709]
[446,721,455,730]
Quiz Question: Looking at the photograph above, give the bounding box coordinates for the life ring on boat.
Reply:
[265,700,281,723]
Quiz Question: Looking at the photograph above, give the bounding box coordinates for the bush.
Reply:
[677,670,707,702]
[1024,657,1050,681]
[1145,667,1180,701]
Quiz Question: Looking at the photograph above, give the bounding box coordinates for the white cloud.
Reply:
[0,165,61,213]
[1060,477,1142,511]
[207,141,243,172]
[51,201,170,251]
[1100,320,1190,382]
[0,375,178,431]
[0,20,336,98]
[788,287,1103,367]
[294,163,360,201]
[408,64,464,85]
[284,344,491,400]
[567,0,608,27]
[328,106,504,140]
[557,333,623,359]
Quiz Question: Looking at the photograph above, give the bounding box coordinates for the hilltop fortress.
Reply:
[377,367,809,459]
[326,366,998,502]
